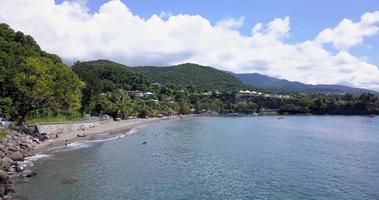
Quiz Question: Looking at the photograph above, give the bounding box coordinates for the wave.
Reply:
[126,128,138,135]
[17,154,52,170]
[48,129,137,153]
[85,134,126,143]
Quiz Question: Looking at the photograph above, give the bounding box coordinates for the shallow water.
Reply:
[14,116,379,200]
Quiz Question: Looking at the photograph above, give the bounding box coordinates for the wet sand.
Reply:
[31,117,164,154]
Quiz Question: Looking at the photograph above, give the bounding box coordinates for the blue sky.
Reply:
[63,0,379,66]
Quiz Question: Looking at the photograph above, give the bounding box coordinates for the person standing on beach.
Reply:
[65,139,68,147]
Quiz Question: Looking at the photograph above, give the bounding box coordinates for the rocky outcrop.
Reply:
[0,130,36,199]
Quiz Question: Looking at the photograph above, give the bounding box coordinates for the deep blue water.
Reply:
[15,116,379,200]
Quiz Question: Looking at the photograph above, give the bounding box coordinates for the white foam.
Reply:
[85,134,126,143]
[18,154,52,168]
[25,154,51,162]
[126,128,138,135]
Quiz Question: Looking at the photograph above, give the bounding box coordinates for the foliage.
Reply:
[0,130,8,139]
[72,60,150,112]
[133,63,245,91]
[0,24,83,123]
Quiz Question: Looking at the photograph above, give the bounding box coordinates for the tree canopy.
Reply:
[0,24,83,122]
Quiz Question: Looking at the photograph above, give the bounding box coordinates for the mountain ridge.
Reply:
[235,73,378,95]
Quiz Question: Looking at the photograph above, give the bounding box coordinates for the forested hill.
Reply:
[236,73,378,95]
[133,63,244,90]
[71,60,150,111]
[0,23,83,121]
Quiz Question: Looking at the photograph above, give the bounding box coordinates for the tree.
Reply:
[0,98,15,119]
[11,56,83,122]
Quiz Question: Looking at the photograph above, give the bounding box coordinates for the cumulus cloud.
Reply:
[0,0,379,90]
[315,11,379,49]
[216,17,245,29]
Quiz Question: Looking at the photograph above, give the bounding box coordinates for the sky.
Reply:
[1,0,379,91]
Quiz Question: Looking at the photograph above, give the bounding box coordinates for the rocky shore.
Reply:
[0,117,168,199]
[0,130,37,200]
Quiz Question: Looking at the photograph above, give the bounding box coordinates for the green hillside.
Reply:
[133,63,244,90]
[71,60,150,111]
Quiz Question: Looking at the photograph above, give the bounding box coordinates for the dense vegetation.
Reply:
[0,24,378,124]
[133,63,246,90]
[0,23,83,123]
[72,60,150,113]
[278,93,379,115]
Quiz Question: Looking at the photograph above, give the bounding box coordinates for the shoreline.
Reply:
[29,117,166,155]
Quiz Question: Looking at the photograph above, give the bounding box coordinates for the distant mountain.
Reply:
[133,63,245,90]
[235,73,378,95]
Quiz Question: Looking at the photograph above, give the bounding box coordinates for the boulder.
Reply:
[0,184,5,197]
[6,146,17,153]
[0,158,13,171]
[0,152,5,159]
[15,165,24,173]
[19,143,32,150]
[9,151,23,161]
[22,171,37,178]
[0,170,9,184]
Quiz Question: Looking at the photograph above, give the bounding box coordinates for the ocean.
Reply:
[14,116,379,200]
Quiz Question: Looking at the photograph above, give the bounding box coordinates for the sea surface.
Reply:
[14,116,379,200]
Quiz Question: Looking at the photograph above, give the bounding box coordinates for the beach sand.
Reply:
[31,117,163,154]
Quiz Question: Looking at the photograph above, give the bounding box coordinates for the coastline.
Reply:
[30,117,165,155]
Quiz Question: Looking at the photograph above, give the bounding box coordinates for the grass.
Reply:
[0,130,9,139]
[25,116,86,125]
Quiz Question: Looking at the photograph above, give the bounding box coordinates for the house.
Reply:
[238,90,258,97]
[144,92,154,97]
[130,90,144,97]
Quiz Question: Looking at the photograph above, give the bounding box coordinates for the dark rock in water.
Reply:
[15,165,24,172]
[142,141,147,145]
[9,151,23,161]
[0,184,5,196]
[5,184,14,194]
[22,171,38,178]
[60,177,79,185]
[0,170,9,183]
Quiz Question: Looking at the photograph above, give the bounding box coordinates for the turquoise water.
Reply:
[15,116,379,200]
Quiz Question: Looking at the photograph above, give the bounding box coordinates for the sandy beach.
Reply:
[31,117,164,154]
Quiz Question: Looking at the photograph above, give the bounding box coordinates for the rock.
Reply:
[6,146,17,153]
[0,152,5,159]
[22,171,37,178]
[4,184,14,194]
[9,151,23,161]
[18,148,27,156]
[0,158,13,171]
[0,145,5,151]
[0,184,5,196]
[15,165,24,172]
[19,143,32,150]
[0,171,9,184]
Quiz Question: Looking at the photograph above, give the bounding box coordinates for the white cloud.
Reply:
[316,11,379,49]
[216,17,245,29]
[0,0,379,91]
